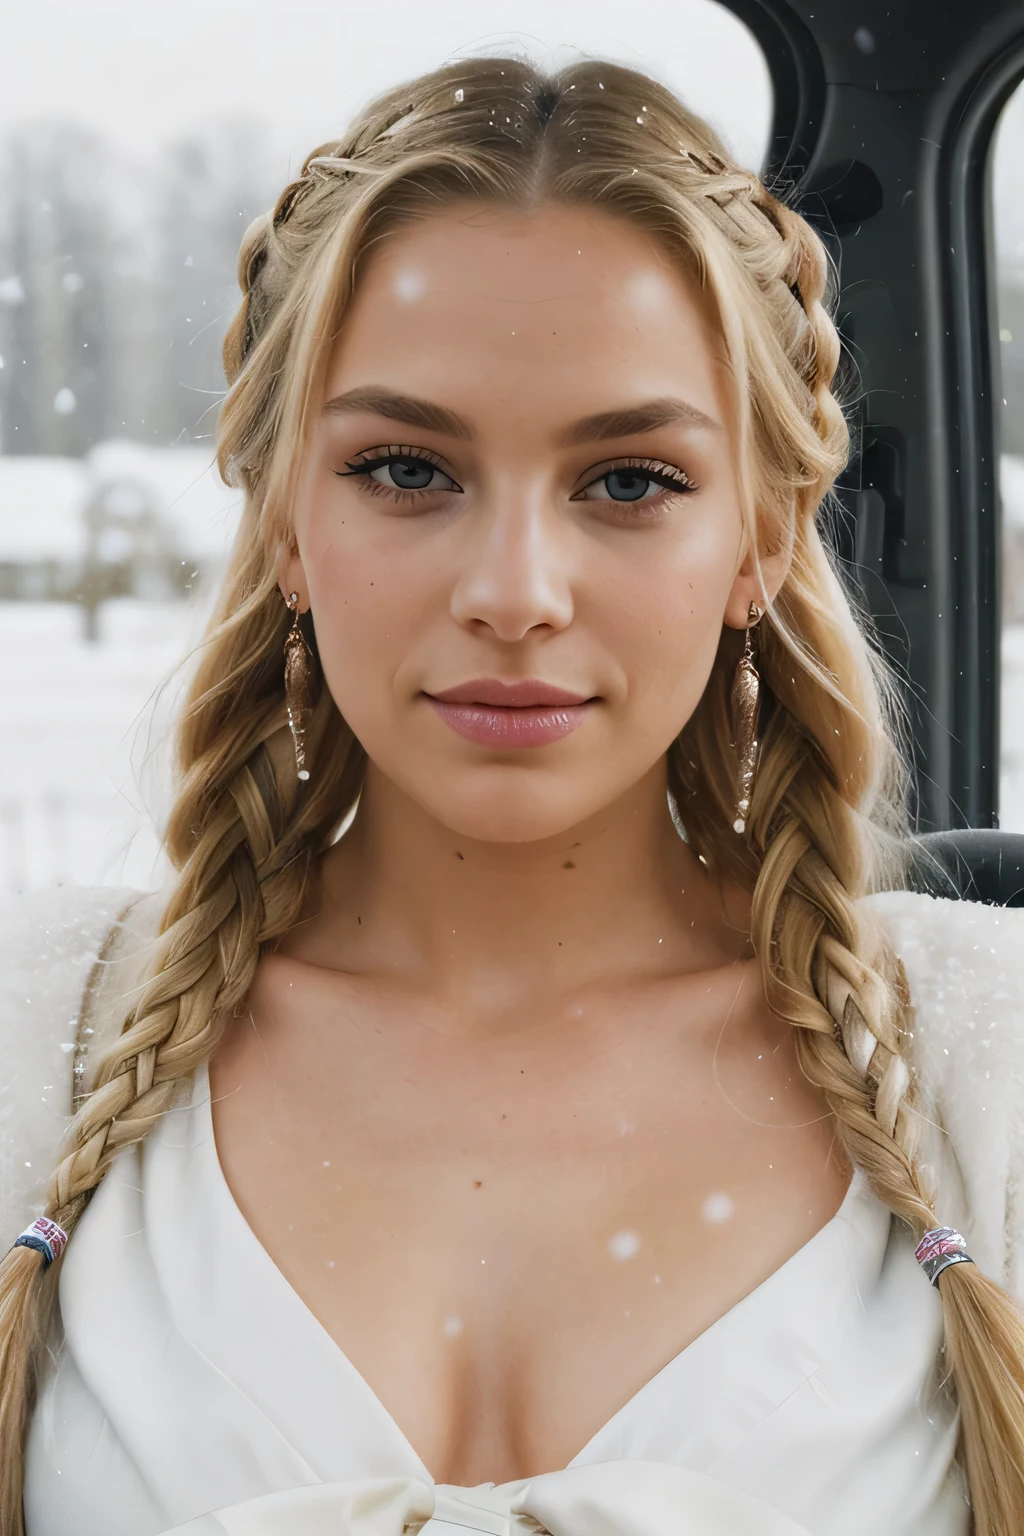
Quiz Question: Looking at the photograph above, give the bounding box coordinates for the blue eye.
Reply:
[596,469,652,502]
[370,459,453,491]
[340,452,462,496]
[578,461,697,503]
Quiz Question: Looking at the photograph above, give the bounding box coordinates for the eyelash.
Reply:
[573,457,700,503]
[335,449,700,508]
[336,446,461,504]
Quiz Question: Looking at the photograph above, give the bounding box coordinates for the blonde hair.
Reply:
[3,55,1024,1533]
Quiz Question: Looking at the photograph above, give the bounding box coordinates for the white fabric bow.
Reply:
[161,1462,811,1536]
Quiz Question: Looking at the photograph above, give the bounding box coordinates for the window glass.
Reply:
[995,81,1024,827]
[0,1,771,893]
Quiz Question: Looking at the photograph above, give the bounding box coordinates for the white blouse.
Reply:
[24,1062,969,1536]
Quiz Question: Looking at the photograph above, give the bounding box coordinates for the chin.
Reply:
[414,775,604,846]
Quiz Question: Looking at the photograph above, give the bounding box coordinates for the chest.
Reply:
[209,959,848,1484]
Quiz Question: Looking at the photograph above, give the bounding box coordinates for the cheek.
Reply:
[597,505,740,710]
[299,520,432,725]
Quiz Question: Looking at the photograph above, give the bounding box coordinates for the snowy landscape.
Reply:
[0,445,241,893]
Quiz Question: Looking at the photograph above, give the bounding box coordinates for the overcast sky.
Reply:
[0,0,772,173]
[0,0,1019,256]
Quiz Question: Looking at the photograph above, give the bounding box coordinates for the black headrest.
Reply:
[906,830,1024,907]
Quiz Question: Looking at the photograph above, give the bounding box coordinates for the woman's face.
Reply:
[285,201,770,843]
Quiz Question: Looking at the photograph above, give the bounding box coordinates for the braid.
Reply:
[4,53,1024,1533]
[0,559,363,1532]
[747,726,1024,1530]
[751,780,929,1225]
[222,213,272,384]
[669,130,1024,1529]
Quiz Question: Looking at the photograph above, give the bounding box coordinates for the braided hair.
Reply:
[2,55,1023,1534]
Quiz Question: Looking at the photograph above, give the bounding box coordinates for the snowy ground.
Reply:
[999,628,1024,830]
[0,599,206,894]
[3,598,1024,895]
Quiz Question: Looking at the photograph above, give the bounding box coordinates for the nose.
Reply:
[449,490,575,643]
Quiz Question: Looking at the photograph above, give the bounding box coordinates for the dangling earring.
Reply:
[731,602,762,835]
[283,592,313,782]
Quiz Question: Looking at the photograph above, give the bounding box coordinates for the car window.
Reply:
[995,80,1024,828]
[0,1,771,895]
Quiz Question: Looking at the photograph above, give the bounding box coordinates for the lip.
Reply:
[424,678,597,749]
[430,678,592,707]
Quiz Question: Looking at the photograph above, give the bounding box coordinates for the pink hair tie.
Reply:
[10,1216,69,1269]
[915,1226,974,1286]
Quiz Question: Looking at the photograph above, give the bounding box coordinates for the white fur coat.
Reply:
[2,884,1024,1299]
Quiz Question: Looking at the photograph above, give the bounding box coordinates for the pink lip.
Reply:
[425,677,597,749]
[431,678,592,707]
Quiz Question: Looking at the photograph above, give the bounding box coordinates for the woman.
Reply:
[2,55,1023,1536]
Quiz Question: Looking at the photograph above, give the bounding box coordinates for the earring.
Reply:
[283,592,313,782]
[731,602,762,835]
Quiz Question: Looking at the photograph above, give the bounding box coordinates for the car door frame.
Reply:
[720,0,1024,830]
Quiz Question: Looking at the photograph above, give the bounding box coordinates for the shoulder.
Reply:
[863,889,1024,1291]
[0,884,159,1247]
[865,889,1024,1102]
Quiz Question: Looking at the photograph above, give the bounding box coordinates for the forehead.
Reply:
[325,202,726,432]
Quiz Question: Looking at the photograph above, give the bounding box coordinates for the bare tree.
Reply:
[0,124,114,455]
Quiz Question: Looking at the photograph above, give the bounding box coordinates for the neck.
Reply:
[299,759,750,1014]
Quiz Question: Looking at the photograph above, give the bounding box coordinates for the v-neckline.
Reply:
[190,1062,878,1486]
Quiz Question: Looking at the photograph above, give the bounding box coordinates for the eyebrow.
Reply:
[561,398,723,445]
[322,386,472,439]
[321,386,722,445]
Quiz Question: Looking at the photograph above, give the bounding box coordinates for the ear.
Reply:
[277,547,309,611]
[722,539,792,630]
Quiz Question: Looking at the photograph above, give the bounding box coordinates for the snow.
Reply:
[998,626,1024,832]
[1002,454,1024,529]
[0,599,205,893]
[700,1192,735,1225]
[86,441,241,560]
[0,458,87,561]
[0,443,242,566]
[608,1230,642,1261]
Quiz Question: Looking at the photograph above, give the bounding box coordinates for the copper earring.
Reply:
[283,592,314,782]
[731,602,762,835]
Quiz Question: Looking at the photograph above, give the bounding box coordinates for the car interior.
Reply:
[717,0,1024,901]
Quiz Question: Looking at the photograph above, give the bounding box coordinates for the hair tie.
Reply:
[10,1217,69,1269]
[915,1226,974,1286]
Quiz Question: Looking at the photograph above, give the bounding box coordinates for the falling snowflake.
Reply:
[701,1192,735,1225]
[608,1230,641,1261]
